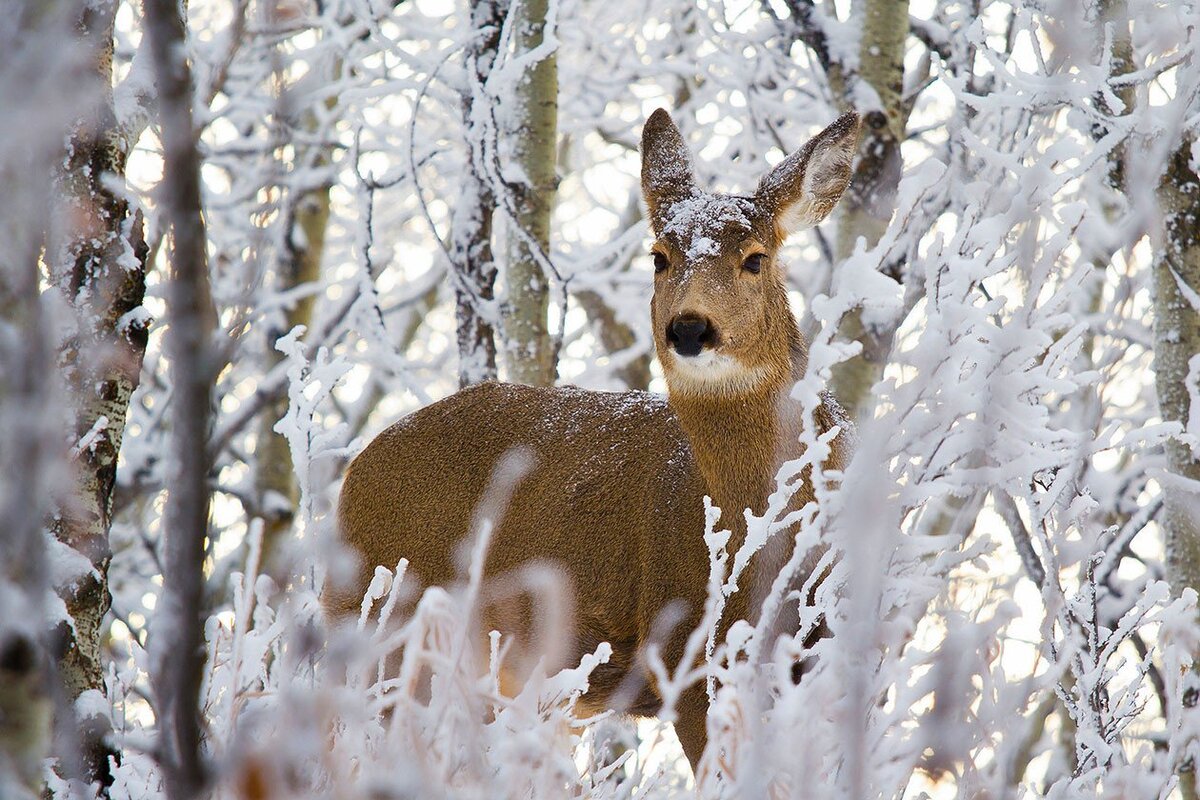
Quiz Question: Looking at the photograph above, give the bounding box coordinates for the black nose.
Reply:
[667,316,714,357]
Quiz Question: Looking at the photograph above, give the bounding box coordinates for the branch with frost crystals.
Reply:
[993,490,1047,588]
[144,0,216,796]
[272,327,357,532]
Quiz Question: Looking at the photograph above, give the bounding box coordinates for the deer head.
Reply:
[641,110,860,398]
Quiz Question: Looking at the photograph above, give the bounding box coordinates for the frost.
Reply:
[71,415,109,456]
[831,248,903,327]
[1187,354,1200,458]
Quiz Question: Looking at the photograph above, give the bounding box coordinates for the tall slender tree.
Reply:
[452,0,505,387]
[829,0,909,417]
[144,0,216,796]
[502,0,559,387]
[1154,136,1200,799]
[42,1,150,789]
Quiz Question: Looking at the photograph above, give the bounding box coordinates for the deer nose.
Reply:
[667,315,715,357]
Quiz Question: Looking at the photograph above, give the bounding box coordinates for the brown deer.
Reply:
[327,109,860,773]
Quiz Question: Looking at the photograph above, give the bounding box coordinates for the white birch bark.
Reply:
[42,2,150,790]
[1154,138,1200,799]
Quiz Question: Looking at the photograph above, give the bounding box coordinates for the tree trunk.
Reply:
[501,0,558,387]
[144,0,216,796]
[0,25,59,779]
[453,0,503,387]
[830,0,909,417]
[1154,136,1200,798]
[256,178,327,575]
[255,41,336,574]
[43,2,150,790]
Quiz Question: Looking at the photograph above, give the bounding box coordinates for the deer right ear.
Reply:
[756,112,861,238]
[641,109,696,235]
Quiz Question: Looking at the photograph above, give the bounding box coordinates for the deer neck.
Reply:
[666,326,809,543]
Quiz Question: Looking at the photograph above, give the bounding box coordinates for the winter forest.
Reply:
[6,0,1200,797]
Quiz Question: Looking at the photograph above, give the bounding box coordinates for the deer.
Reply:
[326,109,860,774]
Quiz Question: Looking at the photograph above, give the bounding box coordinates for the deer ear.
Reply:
[641,109,696,235]
[756,112,860,238]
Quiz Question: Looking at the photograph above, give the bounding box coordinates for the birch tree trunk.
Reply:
[502,0,558,387]
[830,0,909,417]
[453,0,503,387]
[43,2,150,789]
[144,0,216,795]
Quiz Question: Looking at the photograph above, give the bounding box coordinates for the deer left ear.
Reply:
[641,109,697,235]
[756,112,860,238]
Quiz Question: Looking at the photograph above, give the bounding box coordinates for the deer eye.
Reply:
[652,252,669,274]
[742,253,765,274]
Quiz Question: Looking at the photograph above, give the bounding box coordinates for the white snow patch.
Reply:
[662,193,753,260]
[75,688,111,722]
[117,306,152,334]
[45,533,99,589]
[72,415,110,456]
[689,236,718,258]
[1186,354,1200,459]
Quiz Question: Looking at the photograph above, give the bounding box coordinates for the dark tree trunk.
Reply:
[452,0,504,387]
[144,1,216,797]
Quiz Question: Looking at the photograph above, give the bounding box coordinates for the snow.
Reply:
[74,689,111,722]
[45,533,99,590]
[661,193,753,260]
[117,306,152,334]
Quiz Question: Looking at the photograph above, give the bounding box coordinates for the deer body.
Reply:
[334,383,709,715]
[330,110,861,772]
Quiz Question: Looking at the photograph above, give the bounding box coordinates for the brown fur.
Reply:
[328,110,861,772]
